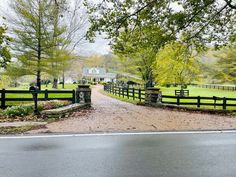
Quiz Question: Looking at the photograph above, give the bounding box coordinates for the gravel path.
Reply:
[30,85,236,133]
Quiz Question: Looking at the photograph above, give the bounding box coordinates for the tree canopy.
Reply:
[214,44,236,84]
[0,25,11,68]
[153,42,200,86]
[85,0,236,49]
[84,0,236,86]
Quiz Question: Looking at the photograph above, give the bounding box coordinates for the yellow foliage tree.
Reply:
[153,42,200,87]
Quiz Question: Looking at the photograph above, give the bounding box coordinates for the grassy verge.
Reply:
[101,90,143,104]
[0,124,46,135]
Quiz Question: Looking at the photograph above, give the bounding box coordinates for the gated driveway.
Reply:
[30,85,236,133]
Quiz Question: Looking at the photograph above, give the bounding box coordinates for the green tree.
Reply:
[113,25,174,86]
[85,0,236,85]
[214,44,236,84]
[47,49,74,89]
[48,0,68,89]
[0,25,11,68]
[153,42,200,87]
[11,0,58,90]
[4,62,26,87]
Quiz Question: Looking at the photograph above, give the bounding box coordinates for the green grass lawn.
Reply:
[8,83,78,90]
[158,86,236,110]
[159,85,236,98]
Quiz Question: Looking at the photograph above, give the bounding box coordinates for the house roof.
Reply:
[82,67,117,79]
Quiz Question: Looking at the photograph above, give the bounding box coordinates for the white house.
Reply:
[82,67,117,83]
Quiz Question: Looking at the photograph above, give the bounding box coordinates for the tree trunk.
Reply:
[62,72,65,89]
[37,1,42,91]
[36,70,41,90]
[52,78,58,89]
[145,71,154,88]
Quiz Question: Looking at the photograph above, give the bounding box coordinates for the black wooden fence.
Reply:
[0,89,76,109]
[193,84,236,91]
[104,84,145,102]
[105,84,236,110]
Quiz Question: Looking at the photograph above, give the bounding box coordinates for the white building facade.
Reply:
[82,67,117,83]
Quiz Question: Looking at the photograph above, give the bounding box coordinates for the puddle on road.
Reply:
[21,142,60,151]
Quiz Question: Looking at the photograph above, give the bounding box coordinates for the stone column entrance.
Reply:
[76,85,91,106]
[145,88,162,105]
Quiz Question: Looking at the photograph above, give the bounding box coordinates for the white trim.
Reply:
[0,130,236,139]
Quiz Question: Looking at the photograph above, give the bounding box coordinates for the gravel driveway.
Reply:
[30,85,236,133]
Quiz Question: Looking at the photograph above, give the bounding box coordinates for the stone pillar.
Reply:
[76,85,91,106]
[145,88,162,105]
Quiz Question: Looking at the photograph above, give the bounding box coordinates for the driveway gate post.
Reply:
[76,85,91,106]
[145,88,162,106]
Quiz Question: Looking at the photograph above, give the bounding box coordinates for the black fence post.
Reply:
[139,88,141,102]
[72,90,76,104]
[197,96,200,108]
[122,88,124,98]
[177,96,180,106]
[1,89,6,109]
[119,87,121,97]
[45,89,48,100]
[132,88,135,100]
[223,97,227,110]
[127,88,129,99]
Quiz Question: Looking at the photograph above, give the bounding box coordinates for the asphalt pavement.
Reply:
[0,132,236,177]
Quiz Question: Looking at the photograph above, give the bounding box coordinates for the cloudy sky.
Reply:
[0,0,111,55]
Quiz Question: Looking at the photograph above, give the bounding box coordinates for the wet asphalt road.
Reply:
[0,132,236,177]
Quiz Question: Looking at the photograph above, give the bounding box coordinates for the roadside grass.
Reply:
[0,124,46,135]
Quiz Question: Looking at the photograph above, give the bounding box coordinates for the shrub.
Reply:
[3,105,34,118]
[1,100,70,118]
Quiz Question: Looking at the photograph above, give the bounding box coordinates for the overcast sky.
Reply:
[0,0,111,56]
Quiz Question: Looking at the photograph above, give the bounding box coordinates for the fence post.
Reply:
[197,96,200,108]
[45,89,48,100]
[139,88,141,102]
[122,88,124,98]
[72,90,76,103]
[127,88,129,99]
[132,88,135,100]
[223,97,227,110]
[177,96,180,106]
[1,89,5,109]
[119,87,121,97]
